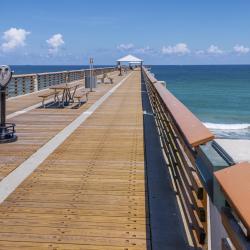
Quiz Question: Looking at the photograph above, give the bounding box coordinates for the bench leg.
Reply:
[42,98,45,108]
[55,93,60,103]
[53,94,59,107]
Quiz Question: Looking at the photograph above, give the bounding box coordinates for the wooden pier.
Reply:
[0,66,249,250]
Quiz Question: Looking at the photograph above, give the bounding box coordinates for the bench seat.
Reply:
[104,77,114,84]
[74,91,89,104]
[38,90,60,108]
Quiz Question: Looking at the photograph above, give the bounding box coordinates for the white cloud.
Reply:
[135,46,153,54]
[117,43,134,51]
[195,50,205,55]
[1,28,30,52]
[207,45,223,54]
[162,43,190,55]
[46,34,64,54]
[233,44,250,54]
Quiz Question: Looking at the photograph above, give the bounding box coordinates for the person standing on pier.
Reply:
[118,62,122,76]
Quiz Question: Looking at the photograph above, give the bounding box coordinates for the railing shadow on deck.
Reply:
[141,67,250,250]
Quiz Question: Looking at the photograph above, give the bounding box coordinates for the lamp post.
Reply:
[89,57,94,92]
[0,65,17,143]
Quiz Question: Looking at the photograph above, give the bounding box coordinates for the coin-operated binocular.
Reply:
[0,65,17,143]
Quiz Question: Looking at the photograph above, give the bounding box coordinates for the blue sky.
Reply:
[0,0,250,65]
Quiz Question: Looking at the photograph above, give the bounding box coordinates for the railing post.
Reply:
[33,74,38,92]
[66,71,70,83]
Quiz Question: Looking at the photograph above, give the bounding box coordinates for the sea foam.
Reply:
[204,123,250,130]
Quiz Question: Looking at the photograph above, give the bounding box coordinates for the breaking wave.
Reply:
[204,123,250,130]
[203,123,250,139]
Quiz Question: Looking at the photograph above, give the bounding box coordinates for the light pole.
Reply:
[0,65,17,143]
[89,57,94,92]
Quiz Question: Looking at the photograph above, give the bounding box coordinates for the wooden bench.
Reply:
[104,77,114,84]
[100,73,107,83]
[38,90,60,108]
[99,73,114,84]
[73,91,89,105]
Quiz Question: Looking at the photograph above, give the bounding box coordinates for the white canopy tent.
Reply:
[116,55,143,75]
[117,54,143,64]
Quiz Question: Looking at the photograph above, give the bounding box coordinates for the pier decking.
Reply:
[0,70,152,249]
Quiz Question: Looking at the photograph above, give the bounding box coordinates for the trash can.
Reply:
[85,76,97,88]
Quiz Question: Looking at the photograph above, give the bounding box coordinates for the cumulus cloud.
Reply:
[195,50,205,55]
[46,34,64,54]
[1,28,30,52]
[162,43,190,55]
[135,46,154,54]
[207,45,223,54]
[117,43,134,51]
[233,44,250,54]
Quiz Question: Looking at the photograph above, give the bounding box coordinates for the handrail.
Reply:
[143,66,210,247]
[215,163,250,239]
[7,66,116,98]
[12,73,36,78]
[36,70,68,76]
[142,66,249,249]
[154,82,214,147]
[143,67,214,147]
[12,67,115,77]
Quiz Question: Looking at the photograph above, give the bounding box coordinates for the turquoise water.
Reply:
[150,65,250,139]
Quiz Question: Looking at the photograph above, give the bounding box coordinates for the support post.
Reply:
[0,86,6,127]
[89,57,95,92]
[33,74,38,92]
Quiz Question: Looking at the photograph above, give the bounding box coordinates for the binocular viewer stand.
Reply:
[0,65,17,143]
[0,123,17,144]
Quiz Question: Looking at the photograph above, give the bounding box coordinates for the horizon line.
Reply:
[8,64,250,66]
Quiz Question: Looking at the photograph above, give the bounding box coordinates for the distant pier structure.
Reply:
[0,61,248,250]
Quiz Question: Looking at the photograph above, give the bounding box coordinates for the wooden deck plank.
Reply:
[0,225,148,239]
[0,206,146,218]
[0,70,149,249]
[0,241,149,250]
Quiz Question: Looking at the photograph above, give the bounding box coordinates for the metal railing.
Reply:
[7,67,116,98]
[142,67,250,250]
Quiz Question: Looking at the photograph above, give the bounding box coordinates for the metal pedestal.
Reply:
[0,123,17,143]
[0,87,17,143]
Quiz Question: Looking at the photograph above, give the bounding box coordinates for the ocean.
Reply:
[150,65,250,139]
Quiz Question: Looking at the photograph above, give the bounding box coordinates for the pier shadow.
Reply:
[70,101,87,109]
[37,101,65,109]
[141,75,194,250]
[37,101,87,109]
